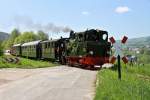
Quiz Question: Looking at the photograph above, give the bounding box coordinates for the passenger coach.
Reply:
[21,40,41,58]
[11,43,22,56]
[41,38,68,63]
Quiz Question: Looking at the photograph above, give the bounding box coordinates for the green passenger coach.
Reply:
[11,44,22,56]
[41,39,58,59]
[21,40,41,58]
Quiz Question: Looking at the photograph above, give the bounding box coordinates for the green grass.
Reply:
[0,56,59,68]
[94,64,150,100]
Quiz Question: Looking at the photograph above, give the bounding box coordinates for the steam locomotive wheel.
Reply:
[61,56,66,65]
[66,58,73,67]
[82,65,94,70]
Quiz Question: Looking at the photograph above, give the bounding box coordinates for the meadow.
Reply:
[94,64,150,100]
[0,56,59,68]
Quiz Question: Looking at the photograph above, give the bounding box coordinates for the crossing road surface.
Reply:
[0,66,97,100]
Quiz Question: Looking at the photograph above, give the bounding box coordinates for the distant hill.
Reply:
[0,32,9,41]
[126,36,150,48]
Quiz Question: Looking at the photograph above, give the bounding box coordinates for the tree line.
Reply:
[1,29,49,50]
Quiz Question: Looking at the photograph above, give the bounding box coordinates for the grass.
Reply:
[0,55,59,68]
[94,64,150,100]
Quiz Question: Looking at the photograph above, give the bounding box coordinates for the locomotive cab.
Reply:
[85,29,110,57]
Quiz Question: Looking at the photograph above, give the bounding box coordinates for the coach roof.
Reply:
[22,40,41,47]
[41,39,59,43]
[13,43,22,47]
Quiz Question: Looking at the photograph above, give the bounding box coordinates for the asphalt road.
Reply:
[0,66,97,100]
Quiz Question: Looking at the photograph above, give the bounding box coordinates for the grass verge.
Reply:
[0,56,59,69]
[94,64,150,100]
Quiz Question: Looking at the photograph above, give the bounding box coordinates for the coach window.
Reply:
[48,43,49,48]
[46,43,47,48]
[43,43,46,49]
[49,43,51,48]
[52,42,54,47]
[48,42,49,48]
[51,42,53,47]
[42,44,44,49]
[46,43,48,48]
[47,42,49,48]
[45,43,47,49]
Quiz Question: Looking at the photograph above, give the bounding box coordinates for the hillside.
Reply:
[0,32,9,41]
[115,36,150,48]
[126,36,150,48]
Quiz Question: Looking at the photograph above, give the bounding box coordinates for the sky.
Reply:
[0,0,150,39]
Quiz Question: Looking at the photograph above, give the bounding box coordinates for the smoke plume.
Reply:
[13,15,72,33]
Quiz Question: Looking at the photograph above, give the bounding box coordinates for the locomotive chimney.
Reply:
[69,30,74,39]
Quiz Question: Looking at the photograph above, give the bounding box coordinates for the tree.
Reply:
[37,30,49,40]
[0,41,3,56]
[4,29,20,49]
[10,29,20,40]
[144,49,150,55]
[140,48,144,54]
[14,31,38,44]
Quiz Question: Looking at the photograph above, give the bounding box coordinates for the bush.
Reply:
[142,55,150,64]
[0,43,3,56]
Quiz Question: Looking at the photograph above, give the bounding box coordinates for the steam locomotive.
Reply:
[11,29,111,68]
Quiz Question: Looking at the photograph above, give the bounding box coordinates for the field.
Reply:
[94,64,150,100]
[0,56,59,68]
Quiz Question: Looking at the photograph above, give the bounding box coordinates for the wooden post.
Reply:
[117,55,121,80]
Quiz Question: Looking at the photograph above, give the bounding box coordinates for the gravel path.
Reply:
[0,66,97,100]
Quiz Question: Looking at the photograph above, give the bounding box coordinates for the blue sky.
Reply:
[0,0,150,39]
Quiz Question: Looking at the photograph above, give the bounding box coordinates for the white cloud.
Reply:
[82,11,90,15]
[115,6,130,14]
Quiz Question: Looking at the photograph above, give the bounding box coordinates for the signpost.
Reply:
[109,36,128,80]
[117,55,121,79]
